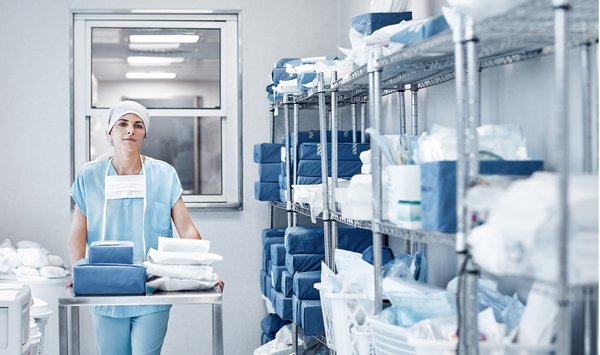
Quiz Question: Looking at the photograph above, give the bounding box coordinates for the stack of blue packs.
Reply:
[260,228,286,304]
[260,314,290,345]
[254,143,283,202]
[73,241,146,295]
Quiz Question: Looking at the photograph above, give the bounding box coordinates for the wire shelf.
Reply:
[373,221,456,247]
[330,211,372,230]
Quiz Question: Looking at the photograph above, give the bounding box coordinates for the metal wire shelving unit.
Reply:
[264,0,598,353]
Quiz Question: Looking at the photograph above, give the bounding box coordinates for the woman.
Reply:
[67,101,223,355]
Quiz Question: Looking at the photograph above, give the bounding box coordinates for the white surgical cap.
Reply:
[105,101,150,146]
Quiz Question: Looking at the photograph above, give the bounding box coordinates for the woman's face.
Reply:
[109,113,146,152]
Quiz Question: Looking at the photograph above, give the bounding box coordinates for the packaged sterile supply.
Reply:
[146,275,218,291]
[144,261,215,280]
[88,240,134,264]
[17,246,49,268]
[147,248,222,265]
[73,258,146,295]
[157,237,210,254]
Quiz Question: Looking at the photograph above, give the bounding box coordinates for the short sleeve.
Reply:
[170,169,183,207]
[70,170,87,217]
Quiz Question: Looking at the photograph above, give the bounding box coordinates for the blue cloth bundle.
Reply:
[263,234,285,270]
[262,228,286,245]
[285,227,372,255]
[266,275,273,300]
[88,241,134,265]
[274,291,293,321]
[271,244,286,266]
[390,14,449,46]
[259,163,281,183]
[261,314,290,336]
[293,271,321,300]
[73,258,146,295]
[260,269,268,297]
[269,286,277,306]
[282,270,294,298]
[420,160,543,233]
[362,245,395,266]
[254,181,280,202]
[271,264,287,292]
[261,333,275,345]
[298,143,369,161]
[299,300,324,336]
[285,253,325,274]
[297,160,362,177]
[351,12,413,36]
[254,143,282,164]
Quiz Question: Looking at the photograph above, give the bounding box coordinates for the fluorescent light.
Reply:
[129,43,181,51]
[127,56,185,66]
[129,35,199,43]
[126,72,177,79]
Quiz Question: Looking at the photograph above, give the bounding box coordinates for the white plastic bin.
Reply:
[368,316,556,355]
[314,283,374,355]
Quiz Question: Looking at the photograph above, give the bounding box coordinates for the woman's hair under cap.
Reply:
[105,100,150,146]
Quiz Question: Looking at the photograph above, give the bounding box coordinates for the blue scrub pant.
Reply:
[91,310,170,355]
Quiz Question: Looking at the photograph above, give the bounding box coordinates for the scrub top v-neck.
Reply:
[70,156,183,318]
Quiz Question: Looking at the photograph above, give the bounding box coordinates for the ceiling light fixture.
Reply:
[129,43,181,51]
[125,72,177,79]
[129,35,199,43]
[127,56,185,66]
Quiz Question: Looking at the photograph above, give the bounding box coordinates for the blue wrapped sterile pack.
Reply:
[263,234,284,270]
[88,240,134,265]
[271,243,286,266]
[261,314,289,336]
[390,15,450,46]
[259,163,281,183]
[282,270,294,298]
[298,143,369,161]
[285,226,372,255]
[254,143,282,164]
[285,253,325,274]
[274,291,293,321]
[293,271,321,300]
[297,160,362,177]
[73,258,146,295]
[271,264,286,292]
[254,182,280,202]
[299,300,324,336]
[260,268,268,297]
[351,12,413,36]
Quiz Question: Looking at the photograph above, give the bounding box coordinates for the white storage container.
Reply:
[0,283,32,355]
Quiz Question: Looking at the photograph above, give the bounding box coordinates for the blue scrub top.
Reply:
[70,156,183,318]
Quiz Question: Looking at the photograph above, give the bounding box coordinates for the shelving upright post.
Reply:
[293,102,300,226]
[331,72,339,265]
[269,105,276,228]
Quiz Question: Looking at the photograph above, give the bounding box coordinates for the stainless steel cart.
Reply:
[58,288,223,355]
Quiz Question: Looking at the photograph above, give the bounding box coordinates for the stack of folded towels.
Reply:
[281,226,373,336]
[144,237,222,291]
[254,143,283,202]
[280,131,366,203]
[73,241,146,295]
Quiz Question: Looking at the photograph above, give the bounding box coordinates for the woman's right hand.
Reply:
[65,277,73,289]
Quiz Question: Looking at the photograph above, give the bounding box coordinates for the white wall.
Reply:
[0,1,339,354]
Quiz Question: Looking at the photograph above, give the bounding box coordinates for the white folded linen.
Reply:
[157,237,210,253]
[147,276,218,291]
[144,261,215,280]
[147,248,222,265]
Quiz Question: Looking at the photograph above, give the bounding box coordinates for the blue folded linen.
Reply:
[271,243,286,266]
[297,160,362,177]
[351,12,413,36]
[73,258,146,295]
[281,175,354,190]
[261,314,288,336]
[259,163,281,183]
[282,270,294,298]
[263,235,284,270]
[285,226,372,254]
[255,181,280,202]
[298,143,369,161]
[260,268,268,297]
[274,291,293,321]
[88,241,134,265]
[293,295,300,326]
[420,160,543,233]
[269,286,277,306]
[261,332,275,345]
[266,275,273,300]
[282,130,363,146]
[300,300,324,336]
[271,264,287,292]
[254,143,283,164]
[362,245,394,266]
[390,14,449,46]
[262,228,286,245]
[285,253,325,274]
[293,271,321,300]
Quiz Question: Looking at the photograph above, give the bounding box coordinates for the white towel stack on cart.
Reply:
[144,237,222,291]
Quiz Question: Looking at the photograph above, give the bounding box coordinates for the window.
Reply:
[72,12,241,208]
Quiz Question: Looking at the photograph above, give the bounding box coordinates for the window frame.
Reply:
[71,11,243,210]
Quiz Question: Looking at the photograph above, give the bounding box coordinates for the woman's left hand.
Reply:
[215,279,224,293]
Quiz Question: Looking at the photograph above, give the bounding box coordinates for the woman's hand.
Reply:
[65,277,73,289]
[215,279,224,293]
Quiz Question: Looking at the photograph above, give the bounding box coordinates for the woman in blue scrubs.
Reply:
[67,101,223,355]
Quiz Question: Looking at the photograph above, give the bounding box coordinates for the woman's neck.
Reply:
[111,149,144,175]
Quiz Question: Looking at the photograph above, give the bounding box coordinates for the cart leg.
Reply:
[71,306,80,355]
[212,303,224,355]
[59,306,68,355]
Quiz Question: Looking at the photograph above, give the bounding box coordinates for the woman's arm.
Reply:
[171,197,201,240]
[66,205,87,288]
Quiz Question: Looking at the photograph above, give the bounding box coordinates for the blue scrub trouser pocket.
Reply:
[152,202,171,235]
[92,310,170,355]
